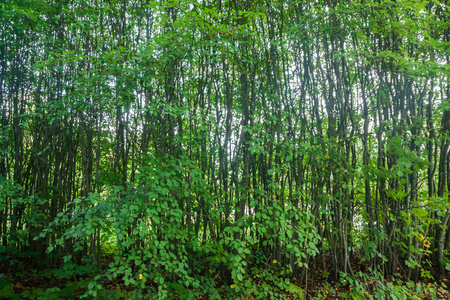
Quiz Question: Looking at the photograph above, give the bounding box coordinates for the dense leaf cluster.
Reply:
[1,0,449,298]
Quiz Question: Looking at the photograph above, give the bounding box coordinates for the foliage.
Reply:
[336,271,447,300]
[1,0,450,297]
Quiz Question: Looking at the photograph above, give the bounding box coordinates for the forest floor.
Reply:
[1,254,450,299]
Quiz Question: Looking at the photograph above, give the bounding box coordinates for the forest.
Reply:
[1,0,450,298]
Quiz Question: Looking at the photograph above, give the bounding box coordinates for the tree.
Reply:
[1,0,449,297]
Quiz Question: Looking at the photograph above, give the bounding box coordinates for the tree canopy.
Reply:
[1,0,450,298]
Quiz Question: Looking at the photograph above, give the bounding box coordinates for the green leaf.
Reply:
[412,208,428,218]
